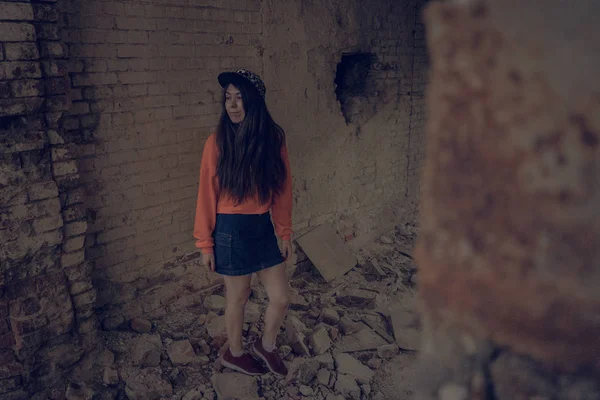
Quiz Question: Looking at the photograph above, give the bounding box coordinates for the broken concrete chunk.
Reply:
[124,371,173,400]
[103,367,119,386]
[339,316,361,335]
[280,345,292,359]
[336,288,377,308]
[314,353,335,370]
[317,368,331,386]
[205,315,226,339]
[182,386,203,400]
[299,385,314,396]
[361,383,372,397]
[339,326,388,352]
[296,223,357,282]
[330,326,340,341]
[290,292,309,311]
[132,334,162,368]
[377,344,400,359]
[321,308,340,325]
[309,327,331,355]
[98,349,115,367]
[212,372,259,400]
[390,305,420,351]
[167,340,197,365]
[204,388,216,400]
[295,359,320,385]
[334,374,361,400]
[361,260,386,281]
[335,353,374,385]
[286,316,311,356]
[204,295,226,311]
[130,318,152,333]
[308,308,321,319]
[367,358,383,369]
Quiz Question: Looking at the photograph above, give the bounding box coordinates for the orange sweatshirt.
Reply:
[193,133,293,254]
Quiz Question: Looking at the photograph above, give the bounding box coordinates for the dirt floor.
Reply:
[90,222,420,400]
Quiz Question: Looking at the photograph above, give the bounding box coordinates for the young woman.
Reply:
[193,69,293,377]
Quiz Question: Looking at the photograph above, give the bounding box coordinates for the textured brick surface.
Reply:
[0,0,94,397]
[60,0,429,323]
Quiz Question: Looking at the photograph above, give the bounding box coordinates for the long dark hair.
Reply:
[216,79,287,206]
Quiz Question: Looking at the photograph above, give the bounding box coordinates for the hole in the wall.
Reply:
[334,53,375,123]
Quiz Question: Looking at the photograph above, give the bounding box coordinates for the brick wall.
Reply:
[61,0,263,324]
[57,0,429,326]
[1,0,97,397]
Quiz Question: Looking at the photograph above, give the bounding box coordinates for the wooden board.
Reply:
[296,223,357,282]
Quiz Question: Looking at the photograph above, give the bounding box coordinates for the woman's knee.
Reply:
[269,288,290,310]
[225,285,251,308]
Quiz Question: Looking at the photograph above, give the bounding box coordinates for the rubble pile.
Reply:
[86,223,419,400]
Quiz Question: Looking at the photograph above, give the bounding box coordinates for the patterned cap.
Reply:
[218,69,266,99]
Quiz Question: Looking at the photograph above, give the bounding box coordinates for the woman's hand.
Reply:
[203,253,215,272]
[281,240,292,261]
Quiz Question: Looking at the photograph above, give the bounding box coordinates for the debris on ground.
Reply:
[92,223,419,399]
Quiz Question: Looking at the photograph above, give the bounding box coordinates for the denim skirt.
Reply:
[213,212,285,276]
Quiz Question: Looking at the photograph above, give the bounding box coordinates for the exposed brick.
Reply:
[72,289,96,309]
[64,221,87,237]
[63,236,85,253]
[0,61,42,80]
[28,181,59,201]
[39,41,64,58]
[61,250,85,268]
[52,160,78,177]
[9,79,43,98]
[0,22,35,42]
[0,2,34,21]
[32,215,63,233]
[4,43,39,61]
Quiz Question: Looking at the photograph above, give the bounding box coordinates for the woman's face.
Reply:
[225,84,245,123]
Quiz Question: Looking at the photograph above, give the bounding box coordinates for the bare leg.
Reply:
[223,274,252,354]
[256,264,290,348]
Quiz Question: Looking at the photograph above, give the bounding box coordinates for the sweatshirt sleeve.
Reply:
[271,142,293,241]
[193,134,218,254]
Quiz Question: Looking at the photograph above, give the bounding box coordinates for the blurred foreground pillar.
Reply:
[415,1,600,398]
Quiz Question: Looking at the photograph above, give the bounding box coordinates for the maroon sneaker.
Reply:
[221,349,268,376]
[252,339,288,376]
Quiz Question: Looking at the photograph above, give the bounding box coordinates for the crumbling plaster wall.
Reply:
[415,0,600,398]
[262,0,428,242]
